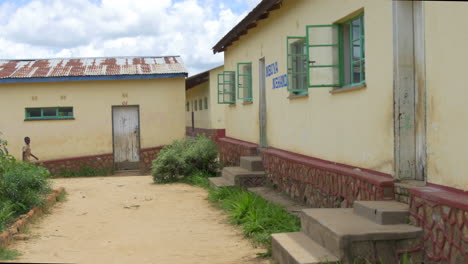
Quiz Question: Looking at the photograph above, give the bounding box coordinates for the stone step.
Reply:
[240,156,264,171]
[353,201,409,225]
[300,208,422,263]
[209,176,234,188]
[248,187,308,217]
[222,166,265,188]
[272,232,340,264]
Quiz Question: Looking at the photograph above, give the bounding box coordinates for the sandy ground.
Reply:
[7,176,270,264]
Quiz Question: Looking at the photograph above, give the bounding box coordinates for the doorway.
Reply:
[259,57,267,148]
[112,106,140,170]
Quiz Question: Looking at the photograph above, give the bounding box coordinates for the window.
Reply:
[199,99,202,111]
[341,14,365,87]
[195,100,198,111]
[186,102,190,112]
[237,63,253,101]
[204,97,208,110]
[25,107,74,120]
[217,71,236,104]
[287,37,308,95]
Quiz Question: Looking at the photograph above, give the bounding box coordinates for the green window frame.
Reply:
[25,107,74,120]
[204,97,208,110]
[217,71,236,104]
[195,100,198,111]
[287,37,308,94]
[237,62,253,102]
[342,13,365,87]
[186,102,189,112]
[199,99,202,111]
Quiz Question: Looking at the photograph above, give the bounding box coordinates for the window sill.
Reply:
[25,118,75,121]
[330,83,366,94]
[242,101,253,105]
[287,94,309,100]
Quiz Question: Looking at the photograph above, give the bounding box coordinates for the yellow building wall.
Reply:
[223,0,394,174]
[0,78,186,161]
[185,65,226,130]
[425,2,468,191]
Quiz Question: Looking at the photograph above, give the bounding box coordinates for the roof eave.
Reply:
[212,0,283,54]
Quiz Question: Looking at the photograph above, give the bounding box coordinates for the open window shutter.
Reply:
[237,63,252,101]
[217,73,225,104]
[306,25,341,87]
[224,71,236,104]
[287,36,307,92]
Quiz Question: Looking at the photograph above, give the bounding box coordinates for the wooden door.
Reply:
[113,106,140,170]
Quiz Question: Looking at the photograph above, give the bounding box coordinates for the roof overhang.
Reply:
[212,0,283,54]
[0,73,187,84]
[186,71,209,90]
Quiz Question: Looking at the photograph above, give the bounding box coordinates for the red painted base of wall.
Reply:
[408,186,468,263]
[186,127,226,141]
[217,137,258,166]
[38,146,164,175]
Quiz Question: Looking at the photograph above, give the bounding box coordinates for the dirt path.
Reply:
[7,176,270,264]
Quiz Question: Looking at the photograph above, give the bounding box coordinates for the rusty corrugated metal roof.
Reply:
[0,56,187,82]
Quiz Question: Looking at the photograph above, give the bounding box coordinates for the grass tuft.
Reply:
[0,248,21,260]
[52,165,114,178]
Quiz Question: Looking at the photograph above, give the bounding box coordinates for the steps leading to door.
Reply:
[273,201,423,264]
[209,156,266,188]
[248,187,308,217]
[272,232,339,264]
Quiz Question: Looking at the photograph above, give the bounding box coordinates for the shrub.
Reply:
[0,157,51,213]
[152,136,219,183]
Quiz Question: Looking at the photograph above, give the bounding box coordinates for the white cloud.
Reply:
[0,0,253,75]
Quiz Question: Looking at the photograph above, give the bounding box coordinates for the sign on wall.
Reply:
[266,61,288,89]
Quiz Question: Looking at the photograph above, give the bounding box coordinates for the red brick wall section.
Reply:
[186,127,226,142]
[408,186,468,264]
[38,146,164,175]
[140,146,164,173]
[218,137,258,166]
[262,148,395,208]
[38,154,113,175]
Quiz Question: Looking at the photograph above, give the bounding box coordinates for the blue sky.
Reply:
[0,0,260,75]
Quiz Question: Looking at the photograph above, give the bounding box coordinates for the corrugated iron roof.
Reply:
[0,56,187,82]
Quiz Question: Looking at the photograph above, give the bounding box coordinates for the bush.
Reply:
[0,137,52,232]
[0,156,51,213]
[152,136,219,183]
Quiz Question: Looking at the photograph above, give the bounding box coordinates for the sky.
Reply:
[0,0,261,75]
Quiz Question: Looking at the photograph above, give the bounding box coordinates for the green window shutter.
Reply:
[287,36,308,93]
[306,25,341,87]
[217,71,236,104]
[237,63,253,102]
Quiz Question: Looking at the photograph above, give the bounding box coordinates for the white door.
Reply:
[113,106,140,170]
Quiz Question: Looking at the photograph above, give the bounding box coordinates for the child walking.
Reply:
[22,137,39,162]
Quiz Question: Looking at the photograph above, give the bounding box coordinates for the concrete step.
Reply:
[353,201,409,225]
[209,176,234,188]
[300,208,422,263]
[222,166,266,188]
[248,187,308,217]
[240,156,264,171]
[272,232,340,264]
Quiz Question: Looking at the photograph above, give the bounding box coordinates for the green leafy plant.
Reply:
[152,136,220,183]
[0,248,21,260]
[0,132,8,157]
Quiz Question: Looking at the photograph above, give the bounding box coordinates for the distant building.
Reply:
[185,65,226,140]
[0,56,187,173]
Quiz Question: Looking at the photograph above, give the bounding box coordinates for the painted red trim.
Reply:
[140,146,164,152]
[264,147,394,187]
[215,129,226,139]
[409,186,468,210]
[37,153,112,165]
[219,137,258,148]
[426,182,468,196]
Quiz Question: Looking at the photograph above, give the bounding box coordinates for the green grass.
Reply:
[52,165,114,178]
[179,172,301,256]
[56,190,68,202]
[0,248,20,260]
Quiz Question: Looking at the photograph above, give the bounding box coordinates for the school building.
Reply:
[0,56,187,173]
[185,65,226,140]
[211,0,468,263]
